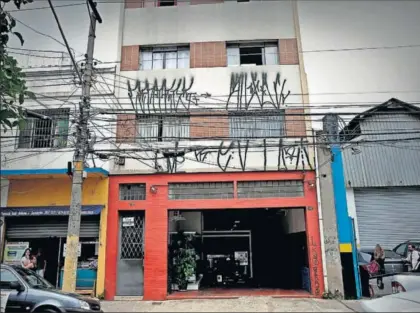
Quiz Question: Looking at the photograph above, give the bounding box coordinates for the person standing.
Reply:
[374,244,385,289]
[404,244,420,271]
[21,248,34,269]
[35,249,47,278]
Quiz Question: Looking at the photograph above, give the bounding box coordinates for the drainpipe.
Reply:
[313,131,329,292]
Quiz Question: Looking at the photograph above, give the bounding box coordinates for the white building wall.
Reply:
[1,0,123,172]
[123,1,295,46]
[346,187,360,247]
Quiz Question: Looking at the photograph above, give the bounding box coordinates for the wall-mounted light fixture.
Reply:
[150,185,158,194]
[307,180,316,188]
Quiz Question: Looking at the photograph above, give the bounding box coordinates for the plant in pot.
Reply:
[171,231,197,291]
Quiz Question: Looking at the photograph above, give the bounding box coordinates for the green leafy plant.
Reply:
[170,231,197,290]
[1,0,35,132]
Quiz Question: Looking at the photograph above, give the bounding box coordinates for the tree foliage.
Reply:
[0,0,35,132]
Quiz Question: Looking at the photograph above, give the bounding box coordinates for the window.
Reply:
[120,184,146,200]
[140,46,189,70]
[18,109,70,149]
[394,244,407,256]
[137,115,189,142]
[158,0,176,6]
[227,42,278,66]
[0,269,19,284]
[229,112,285,139]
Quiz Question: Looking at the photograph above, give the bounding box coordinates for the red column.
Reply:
[143,183,168,300]
[304,173,325,297]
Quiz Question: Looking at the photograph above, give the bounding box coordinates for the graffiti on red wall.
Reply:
[310,235,321,296]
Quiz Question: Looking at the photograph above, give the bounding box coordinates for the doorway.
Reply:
[116,211,145,296]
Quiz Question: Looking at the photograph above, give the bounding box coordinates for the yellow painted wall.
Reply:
[7,177,108,297]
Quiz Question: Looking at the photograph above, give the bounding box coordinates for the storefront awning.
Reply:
[0,205,104,217]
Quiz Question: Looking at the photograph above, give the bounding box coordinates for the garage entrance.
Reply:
[168,208,309,295]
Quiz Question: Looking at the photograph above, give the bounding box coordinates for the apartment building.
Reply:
[0,1,122,296]
[104,0,324,301]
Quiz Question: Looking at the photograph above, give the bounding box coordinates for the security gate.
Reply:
[116,212,145,296]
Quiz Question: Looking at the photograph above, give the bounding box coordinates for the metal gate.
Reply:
[354,187,420,249]
[116,213,145,296]
[5,216,99,239]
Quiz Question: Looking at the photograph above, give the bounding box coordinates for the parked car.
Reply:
[360,289,420,312]
[392,265,420,294]
[393,240,420,258]
[0,264,102,313]
[360,248,405,274]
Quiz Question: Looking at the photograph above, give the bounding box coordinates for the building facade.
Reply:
[342,99,420,250]
[104,0,324,301]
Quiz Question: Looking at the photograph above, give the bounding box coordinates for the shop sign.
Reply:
[3,242,29,265]
[63,243,82,257]
[1,290,11,313]
[234,251,249,266]
[122,217,135,227]
[0,205,103,217]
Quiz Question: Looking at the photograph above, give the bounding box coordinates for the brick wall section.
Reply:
[190,41,227,68]
[120,46,140,71]
[190,111,229,139]
[279,38,299,65]
[125,0,144,8]
[285,108,306,137]
[116,114,137,143]
[190,0,223,5]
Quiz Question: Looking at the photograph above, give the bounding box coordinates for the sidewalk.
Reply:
[101,297,360,312]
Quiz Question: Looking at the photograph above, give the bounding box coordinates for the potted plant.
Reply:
[171,231,197,291]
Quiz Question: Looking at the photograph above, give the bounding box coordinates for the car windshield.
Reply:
[13,267,54,289]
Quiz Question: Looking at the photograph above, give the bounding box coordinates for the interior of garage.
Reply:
[168,208,309,295]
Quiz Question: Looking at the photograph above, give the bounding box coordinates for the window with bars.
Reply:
[17,109,70,149]
[227,42,279,66]
[119,184,146,200]
[137,115,190,142]
[140,46,190,70]
[229,111,285,139]
[168,182,234,200]
[237,180,304,198]
[120,214,144,259]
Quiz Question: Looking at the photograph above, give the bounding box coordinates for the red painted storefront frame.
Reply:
[105,171,325,300]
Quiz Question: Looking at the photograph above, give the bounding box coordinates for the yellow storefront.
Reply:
[0,168,108,298]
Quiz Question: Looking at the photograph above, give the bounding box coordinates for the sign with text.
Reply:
[63,243,81,257]
[3,242,29,265]
[122,217,135,227]
[0,205,103,217]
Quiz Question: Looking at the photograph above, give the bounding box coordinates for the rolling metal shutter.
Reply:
[5,216,100,239]
[354,187,420,249]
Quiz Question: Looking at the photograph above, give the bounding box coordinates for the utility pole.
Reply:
[60,0,102,292]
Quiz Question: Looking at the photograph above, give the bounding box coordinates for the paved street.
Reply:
[102,297,363,312]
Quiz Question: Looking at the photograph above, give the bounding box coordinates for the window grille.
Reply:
[120,215,144,259]
[229,112,285,139]
[137,115,189,142]
[168,182,234,200]
[17,109,70,149]
[237,180,304,198]
[119,184,146,200]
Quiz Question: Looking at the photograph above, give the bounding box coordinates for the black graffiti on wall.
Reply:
[127,77,200,114]
[227,72,291,110]
[152,139,313,173]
